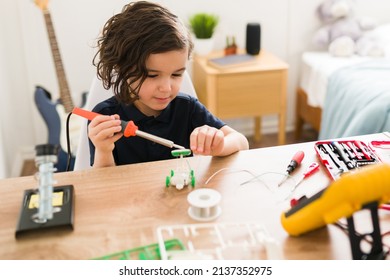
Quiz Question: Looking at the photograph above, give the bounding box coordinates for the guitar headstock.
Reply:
[34,0,49,11]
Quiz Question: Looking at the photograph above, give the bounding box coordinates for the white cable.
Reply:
[204,167,259,185]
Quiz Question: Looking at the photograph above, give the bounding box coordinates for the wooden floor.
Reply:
[20,127,318,177]
[248,127,318,149]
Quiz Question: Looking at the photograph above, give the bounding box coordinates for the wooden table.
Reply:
[1,133,390,260]
[192,50,288,144]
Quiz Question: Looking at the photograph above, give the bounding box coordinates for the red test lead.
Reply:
[291,162,320,192]
[278,150,305,187]
[285,163,319,202]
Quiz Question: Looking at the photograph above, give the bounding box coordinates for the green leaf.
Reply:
[189,13,219,39]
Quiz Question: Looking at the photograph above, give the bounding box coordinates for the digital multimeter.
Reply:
[281,163,390,236]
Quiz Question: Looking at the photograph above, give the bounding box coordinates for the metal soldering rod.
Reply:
[135,130,185,150]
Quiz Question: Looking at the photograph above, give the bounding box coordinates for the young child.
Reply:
[88,1,249,168]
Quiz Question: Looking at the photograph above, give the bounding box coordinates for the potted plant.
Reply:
[188,13,219,55]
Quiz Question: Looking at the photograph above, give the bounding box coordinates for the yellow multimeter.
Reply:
[281,163,390,236]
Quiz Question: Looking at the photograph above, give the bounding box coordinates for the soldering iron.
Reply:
[72,107,185,150]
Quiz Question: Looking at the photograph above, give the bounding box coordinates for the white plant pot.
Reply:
[193,38,214,56]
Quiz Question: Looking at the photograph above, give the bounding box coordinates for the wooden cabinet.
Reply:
[192,50,288,145]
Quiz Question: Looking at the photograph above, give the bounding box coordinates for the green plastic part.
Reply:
[165,176,170,187]
[93,238,185,260]
[171,149,191,157]
[191,175,195,187]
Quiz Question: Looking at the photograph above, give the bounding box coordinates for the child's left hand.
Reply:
[190,125,224,155]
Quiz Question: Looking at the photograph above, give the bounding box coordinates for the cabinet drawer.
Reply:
[216,71,283,118]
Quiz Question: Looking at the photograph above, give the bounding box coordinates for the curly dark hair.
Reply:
[93,1,194,105]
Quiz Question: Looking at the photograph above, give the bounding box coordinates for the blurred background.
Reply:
[1,0,389,178]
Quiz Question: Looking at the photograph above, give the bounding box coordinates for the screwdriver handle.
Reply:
[286,151,305,174]
[278,151,305,187]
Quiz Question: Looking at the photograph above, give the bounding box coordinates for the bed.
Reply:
[295,24,390,140]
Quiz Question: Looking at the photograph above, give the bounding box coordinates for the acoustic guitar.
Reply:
[33,0,87,171]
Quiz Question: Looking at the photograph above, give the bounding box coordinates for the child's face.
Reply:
[133,49,188,117]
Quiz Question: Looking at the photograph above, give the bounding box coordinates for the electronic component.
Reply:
[166,149,195,190]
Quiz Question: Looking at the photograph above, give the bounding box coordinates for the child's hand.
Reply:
[88,114,123,154]
[190,125,224,156]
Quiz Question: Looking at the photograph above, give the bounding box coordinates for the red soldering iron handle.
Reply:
[72,107,138,138]
[292,150,305,163]
[72,107,100,121]
[122,121,138,137]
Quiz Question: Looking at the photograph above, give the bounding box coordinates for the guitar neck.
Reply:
[43,10,74,113]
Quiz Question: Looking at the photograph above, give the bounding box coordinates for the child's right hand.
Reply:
[88,114,123,154]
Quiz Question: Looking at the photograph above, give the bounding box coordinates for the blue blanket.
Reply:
[319,59,390,140]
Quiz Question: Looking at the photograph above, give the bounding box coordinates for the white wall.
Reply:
[1,0,389,178]
[0,0,36,178]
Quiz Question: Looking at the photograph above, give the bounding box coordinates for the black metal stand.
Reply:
[346,201,386,260]
[15,185,75,238]
[15,144,75,238]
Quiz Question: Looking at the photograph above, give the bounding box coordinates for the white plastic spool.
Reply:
[187,188,221,221]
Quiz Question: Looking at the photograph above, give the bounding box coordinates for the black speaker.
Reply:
[246,23,261,55]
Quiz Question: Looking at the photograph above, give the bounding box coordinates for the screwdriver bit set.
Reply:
[314,140,381,180]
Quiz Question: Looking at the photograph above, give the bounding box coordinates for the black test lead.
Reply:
[278,150,305,187]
